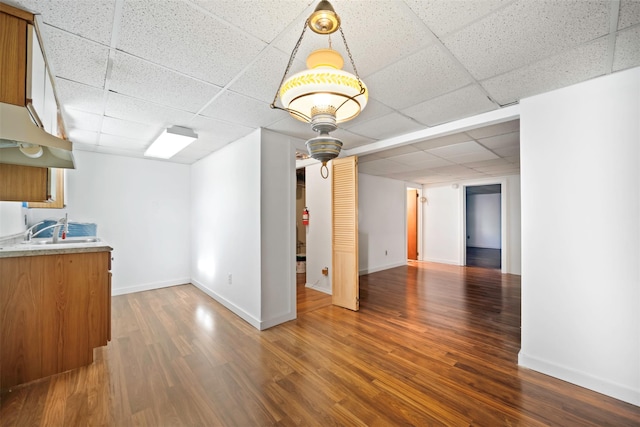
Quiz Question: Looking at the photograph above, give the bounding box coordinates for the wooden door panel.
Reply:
[332,156,359,311]
[407,189,418,260]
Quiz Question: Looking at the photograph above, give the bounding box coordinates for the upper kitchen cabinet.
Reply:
[0,2,74,202]
[0,4,29,106]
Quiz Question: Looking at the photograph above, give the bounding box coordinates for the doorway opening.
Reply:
[465,184,502,269]
[296,168,306,285]
[407,188,419,261]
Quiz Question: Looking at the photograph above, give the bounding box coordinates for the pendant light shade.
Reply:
[270,0,367,178]
[280,48,368,124]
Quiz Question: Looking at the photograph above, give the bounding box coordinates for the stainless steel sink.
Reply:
[24,237,101,245]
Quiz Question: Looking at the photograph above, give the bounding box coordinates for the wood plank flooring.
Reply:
[1,262,638,426]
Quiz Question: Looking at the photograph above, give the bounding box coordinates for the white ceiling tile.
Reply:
[358,159,409,174]
[375,145,422,159]
[346,112,425,140]
[477,131,520,150]
[41,25,109,88]
[365,44,472,109]
[613,26,640,72]
[402,85,497,126]
[266,117,313,140]
[618,0,640,30]
[387,151,453,168]
[275,0,436,78]
[68,129,99,146]
[229,46,297,103]
[110,52,221,113]
[189,115,255,150]
[493,145,520,157]
[332,129,376,150]
[427,141,488,158]
[341,99,395,130]
[473,163,521,173]
[99,133,148,150]
[63,108,103,132]
[429,164,476,175]
[463,158,513,169]
[481,38,609,105]
[410,132,475,150]
[101,117,160,142]
[448,150,499,164]
[10,0,115,44]
[201,91,282,127]
[105,92,195,127]
[193,0,308,43]
[56,79,105,114]
[405,0,512,37]
[465,119,520,139]
[72,142,98,152]
[443,0,611,80]
[118,0,266,86]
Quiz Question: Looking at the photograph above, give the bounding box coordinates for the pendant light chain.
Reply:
[339,27,365,95]
[270,21,309,110]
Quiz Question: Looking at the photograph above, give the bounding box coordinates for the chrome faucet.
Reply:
[26,214,68,243]
[52,213,68,243]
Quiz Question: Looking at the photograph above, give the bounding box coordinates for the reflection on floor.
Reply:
[466,246,501,269]
[296,273,332,315]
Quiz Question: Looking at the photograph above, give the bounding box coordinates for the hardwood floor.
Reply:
[1,262,638,426]
[466,246,501,269]
[297,273,332,315]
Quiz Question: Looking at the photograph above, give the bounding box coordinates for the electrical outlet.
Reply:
[227,273,232,284]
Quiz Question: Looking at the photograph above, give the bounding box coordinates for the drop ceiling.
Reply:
[6,0,640,184]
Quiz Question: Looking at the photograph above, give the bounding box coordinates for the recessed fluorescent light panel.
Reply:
[144,126,197,159]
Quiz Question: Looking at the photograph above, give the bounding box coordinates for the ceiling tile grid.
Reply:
[364,43,473,110]
[109,52,222,113]
[9,0,116,44]
[117,0,266,86]
[480,37,610,105]
[5,0,637,180]
[442,0,611,80]
[402,84,497,126]
[613,26,640,72]
[41,24,109,88]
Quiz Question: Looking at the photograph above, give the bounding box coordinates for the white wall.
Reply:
[358,173,407,274]
[0,202,25,236]
[190,131,263,327]
[259,129,296,329]
[305,162,332,294]
[519,68,640,406]
[423,175,521,274]
[190,129,296,329]
[466,193,501,249]
[29,151,191,294]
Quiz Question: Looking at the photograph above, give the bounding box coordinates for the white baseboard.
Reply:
[111,278,190,296]
[423,257,460,266]
[190,278,261,330]
[305,282,331,295]
[260,312,296,330]
[518,351,640,406]
[359,261,407,275]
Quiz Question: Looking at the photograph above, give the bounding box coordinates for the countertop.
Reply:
[0,238,112,258]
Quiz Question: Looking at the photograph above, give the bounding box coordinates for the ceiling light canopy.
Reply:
[271,0,367,178]
[144,126,197,159]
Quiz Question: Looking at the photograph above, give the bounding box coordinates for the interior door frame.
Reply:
[460,178,508,273]
[406,186,423,261]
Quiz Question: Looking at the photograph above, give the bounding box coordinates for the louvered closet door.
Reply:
[332,156,359,311]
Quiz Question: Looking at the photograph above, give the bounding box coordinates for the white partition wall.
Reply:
[519,68,640,406]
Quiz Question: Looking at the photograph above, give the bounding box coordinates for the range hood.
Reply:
[0,103,75,169]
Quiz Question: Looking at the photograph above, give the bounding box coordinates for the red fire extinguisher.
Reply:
[302,207,309,226]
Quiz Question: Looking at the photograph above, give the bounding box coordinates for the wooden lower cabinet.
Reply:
[0,250,111,389]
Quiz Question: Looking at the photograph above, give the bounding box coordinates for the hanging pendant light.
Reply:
[271,0,368,178]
